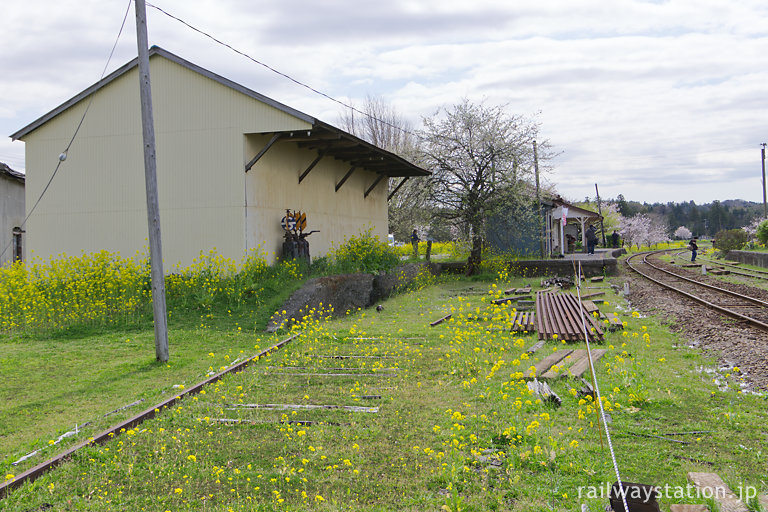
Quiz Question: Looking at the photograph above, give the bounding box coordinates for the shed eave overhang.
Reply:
[261,121,429,178]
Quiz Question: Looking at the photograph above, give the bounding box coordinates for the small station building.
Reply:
[544,197,602,256]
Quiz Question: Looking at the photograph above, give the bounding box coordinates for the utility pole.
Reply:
[762,143,767,219]
[534,140,544,258]
[135,0,169,362]
[595,183,607,247]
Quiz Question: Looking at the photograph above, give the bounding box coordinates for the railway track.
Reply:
[626,250,768,332]
[0,332,301,499]
[675,252,768,282]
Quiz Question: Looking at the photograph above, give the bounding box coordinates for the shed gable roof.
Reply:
[11,47,428,178]
[0,162,25,184]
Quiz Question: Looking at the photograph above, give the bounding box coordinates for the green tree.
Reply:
[714,229,748,253]
[616,194,630,217]
[338,96,429,242]
[756,220,768,245]
[419,99,549,274]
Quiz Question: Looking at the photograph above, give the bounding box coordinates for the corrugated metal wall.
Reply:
[22,55,313,267]
[0,175,25,265]
[244,134,389,263]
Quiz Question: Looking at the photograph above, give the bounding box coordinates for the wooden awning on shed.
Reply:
[245,121,428,179]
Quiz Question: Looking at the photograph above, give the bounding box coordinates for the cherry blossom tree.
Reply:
[620,214,669,249]
[673,226,692,240]
[419,99,551,274]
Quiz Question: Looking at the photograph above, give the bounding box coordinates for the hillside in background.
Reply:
[609,195,763,237]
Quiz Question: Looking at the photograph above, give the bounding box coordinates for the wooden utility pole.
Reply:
[135,0,169,362]
[534,140,544,258]
[762,143,767,219]
[595,183,607,247]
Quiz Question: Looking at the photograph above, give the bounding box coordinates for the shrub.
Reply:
[0,248,307,335]
[323,229,400,275]
[714,229,748,253]
[0,251,149,332]
[756,220,768,245]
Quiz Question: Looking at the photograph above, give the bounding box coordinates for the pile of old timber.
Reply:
[525,348,607,380]
[510,311,535,332]
[535,291,604,342]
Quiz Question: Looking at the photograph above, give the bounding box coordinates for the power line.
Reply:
[0,0,133,263]
[145,2,420,140]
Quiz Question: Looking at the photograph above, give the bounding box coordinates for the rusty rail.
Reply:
[626,250,768,332]
[0,332,301,499]
[430,314,452,327]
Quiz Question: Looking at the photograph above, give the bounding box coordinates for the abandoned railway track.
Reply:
[0,332,301,499]
[626,250,768,332]
[678,253,768,283]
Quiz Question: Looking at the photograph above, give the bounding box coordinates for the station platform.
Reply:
[433,248,626,277]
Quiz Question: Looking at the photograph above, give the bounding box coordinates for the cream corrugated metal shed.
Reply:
[11,47,428,267]
[0,162,26,265]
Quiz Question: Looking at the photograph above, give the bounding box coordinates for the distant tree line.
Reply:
[612,194,763,238]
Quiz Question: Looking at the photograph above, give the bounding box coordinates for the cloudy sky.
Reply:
[3,0,767,204]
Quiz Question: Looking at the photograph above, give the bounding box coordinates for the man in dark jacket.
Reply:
[586,225,598,255]
[689,238,698,262]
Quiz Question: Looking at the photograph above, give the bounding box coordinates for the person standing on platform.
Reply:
[585,225,598,255]
[610,230,620,248]
[411,229,420,259]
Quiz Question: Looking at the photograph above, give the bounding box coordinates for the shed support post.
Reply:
[335,166,356,192]
[245,133,282,172]
[364,175,385,198]
[559,209,565,257]
[387,177,409,201]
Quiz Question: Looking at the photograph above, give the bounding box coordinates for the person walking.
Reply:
[585,225,598,255]
[689,237,698,262]
[411,229,420,258]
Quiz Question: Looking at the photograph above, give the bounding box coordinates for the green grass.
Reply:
[2,275,767,511]
[0,267,304,466]
[660,249,768,292]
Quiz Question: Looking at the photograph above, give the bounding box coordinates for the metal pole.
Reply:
[762,143,767,219]
[135,0,169,362]
[534,140,544,258]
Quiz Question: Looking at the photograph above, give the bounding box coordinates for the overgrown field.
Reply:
[3,266,767,511]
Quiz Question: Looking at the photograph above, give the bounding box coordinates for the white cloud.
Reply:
[2,0,768,203]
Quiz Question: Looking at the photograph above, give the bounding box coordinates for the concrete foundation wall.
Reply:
[726,250,768,269]
[266,263,426,331]
[435,257,618,277]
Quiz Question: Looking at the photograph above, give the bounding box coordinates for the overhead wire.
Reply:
[145,2,421,141]
[0,0,134,263]
[5,0,418,263]
[574,260,630,512]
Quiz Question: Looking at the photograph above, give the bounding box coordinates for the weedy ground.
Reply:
[2,271,767,511]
